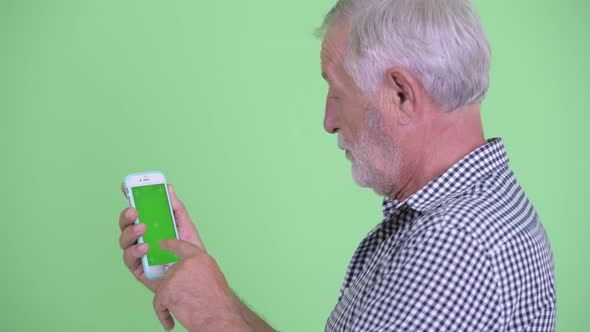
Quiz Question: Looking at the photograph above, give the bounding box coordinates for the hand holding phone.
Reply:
[119,173,271,332]
[119,172,204,289]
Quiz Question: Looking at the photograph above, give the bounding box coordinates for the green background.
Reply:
[1,0,588,331]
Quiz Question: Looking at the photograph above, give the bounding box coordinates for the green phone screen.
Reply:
[131,184,179,266]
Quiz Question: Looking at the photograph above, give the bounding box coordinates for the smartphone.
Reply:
[124,171,179,280]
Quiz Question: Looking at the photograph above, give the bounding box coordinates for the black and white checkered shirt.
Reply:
[326,138,556,332]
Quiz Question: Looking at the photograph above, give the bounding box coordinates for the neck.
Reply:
[391,104,486,202]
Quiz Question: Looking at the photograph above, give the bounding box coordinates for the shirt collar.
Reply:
[382,138,509,218]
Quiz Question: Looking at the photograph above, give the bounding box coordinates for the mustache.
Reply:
[337,135,349,150]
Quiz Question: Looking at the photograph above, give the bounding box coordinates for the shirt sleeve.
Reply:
[353,225,501,332]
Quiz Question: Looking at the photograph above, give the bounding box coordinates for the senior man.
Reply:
[118,0,556,331]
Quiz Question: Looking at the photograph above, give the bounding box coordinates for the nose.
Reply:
[323,100,340,134]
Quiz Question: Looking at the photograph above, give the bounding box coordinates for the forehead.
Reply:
[320,22,349,79]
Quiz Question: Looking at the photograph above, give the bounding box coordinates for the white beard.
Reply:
[338,105,402,197]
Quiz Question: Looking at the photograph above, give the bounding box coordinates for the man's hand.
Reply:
[118,183,204,292]
[154,239,251,332]
[118,183,273,331]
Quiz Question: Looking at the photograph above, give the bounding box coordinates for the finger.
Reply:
[153,293,175,331]
[121,182,127,198]
[119,223,146,249]
[167,184,191,224]
[119,207,137,231]
[122,243,149,271]
[158,239,202,259]
[167,185,205,249]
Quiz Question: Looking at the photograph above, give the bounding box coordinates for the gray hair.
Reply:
[317,0,491,112]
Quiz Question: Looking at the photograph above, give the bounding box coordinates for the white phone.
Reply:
[124,171,179,280]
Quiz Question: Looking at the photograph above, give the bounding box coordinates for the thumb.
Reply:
[168,184,191,224]
[159,239,202,260]
[167,184,205,249]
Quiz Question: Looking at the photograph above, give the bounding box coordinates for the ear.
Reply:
[384,68,420,125]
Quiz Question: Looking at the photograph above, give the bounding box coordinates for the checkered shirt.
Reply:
[325,138,556,332]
